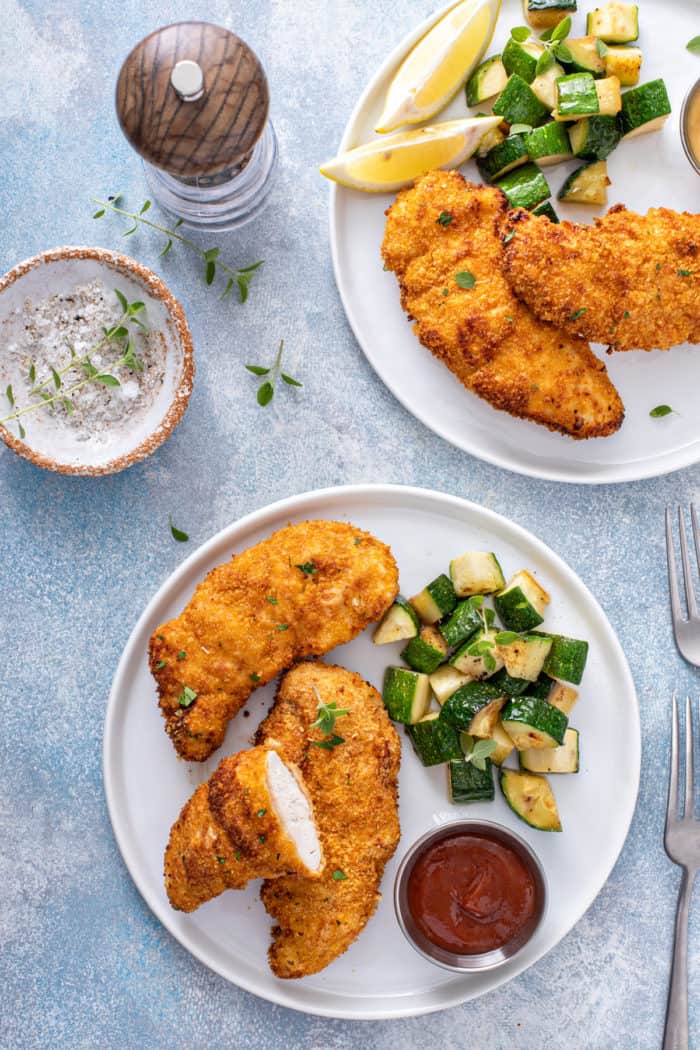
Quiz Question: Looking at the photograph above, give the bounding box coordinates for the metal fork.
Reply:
[666,506,700,666]
[663,694,700,1050]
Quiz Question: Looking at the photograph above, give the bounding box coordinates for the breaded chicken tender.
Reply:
[382,170,624,438]
[149,521,398,761]
[501,203,700,351]
[256,662,401,978]
[165,746,322,912]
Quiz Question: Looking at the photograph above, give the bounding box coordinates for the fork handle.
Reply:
[663,868,696,1050]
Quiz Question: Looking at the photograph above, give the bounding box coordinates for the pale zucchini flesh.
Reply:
[604,46,642,86]
[373,596,419,644]
[450,628,505,679]
[558,160,609,204]
[468,696,507,738]
[547,681,579,715]
[520,728,579,773]
[488,721,516,765]
[429,665,470,705]
[586,3,639,44]
[449,551,505,597]
[500,769,562,831]
[498,634,553,681]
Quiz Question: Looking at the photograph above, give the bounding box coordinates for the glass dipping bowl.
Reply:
[680,78,700,176]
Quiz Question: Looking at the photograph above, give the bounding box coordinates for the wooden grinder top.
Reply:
[116,22,269,178]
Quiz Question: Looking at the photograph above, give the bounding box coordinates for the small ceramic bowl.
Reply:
[394,819,547,973]
[680,78,700,177]
[0,246,194,475]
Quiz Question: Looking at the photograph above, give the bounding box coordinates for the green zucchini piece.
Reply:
[494,570,550,632]
[558,159,609,204]
[595,76,622,115]
[492,74,550,127]
[466,54,509,107]
[620,79,672,138]
[502,36,545,84]
[530,630,589,683]
[373,595,419,644]
[494,163,551,211]
[382,666,431,724]
[449,551,505,597]
[448,757,495,802]
[564,36,606,77]
[526,672,556,700]
[520,728,579,773]
[531,60,565,110]
[477,134,529,183]
[522,0,577,31]
[409,573,457,624]
[500,769,562,831]
[586,3,639,43]
[449,627,504,679]
[501,695,568,749]
[429,664,470,705]
[401,625,448,674]
[488,721,516,764]
[532,200,560,222]
[604,46,642,86]
[498,634,553,682]
[547,680,579,715]
[440,598,491,649]
[489,667,532,696]
[524,121,572,165]
[440,681,505,735]
[556,72,600,116]
[409,713,463,766]
[568,115,622,159]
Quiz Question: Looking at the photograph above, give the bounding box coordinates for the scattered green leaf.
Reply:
[436,211,453,226]
[495,631,520,645]
[595,37,609,57]
[650,404,673,418]
[332,869,348,881]
[250,672,261,683]
[310,734,345,750]
[169,516,189,542]
[295,561,317,576]
[155,660,167,670]
[178,685,198,708]
[568,307,587,322]
[687,36,700,55]
[455,270,476,290]
[511,25,531,42]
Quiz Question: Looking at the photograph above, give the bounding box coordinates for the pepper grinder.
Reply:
[116,22,277,230]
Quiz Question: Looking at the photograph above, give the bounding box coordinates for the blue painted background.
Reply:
[1,1,698,1047]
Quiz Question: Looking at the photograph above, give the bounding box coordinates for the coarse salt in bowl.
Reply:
[0,246,194,475]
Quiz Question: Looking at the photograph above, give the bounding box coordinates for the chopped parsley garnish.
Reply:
[155,660,167,670]
[332,869,348,881]
[250,672,261,683]
[216,856,225,864]
[177,650,186,661]
[503,231,515,245]
[455,270,476,290]
[310,733,345,750]
[623,310,631,319]
[568,308,587,322]
[266,596,278,604]
[277,624,289,631]
[178,685,198,708]
[441,288,449,296]
[436,211,453,227]
[235,851,242,861]
[678,269,692,278]
[257,809,267,818]
[295,561,317,575]
[650,404,673,418]
[258,834,266,844]
[353,537,362,545]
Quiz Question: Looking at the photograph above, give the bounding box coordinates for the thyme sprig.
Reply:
[0,291,147,438]
[91,195,264,303]
[309,684,351,749]
[245,340,302,406]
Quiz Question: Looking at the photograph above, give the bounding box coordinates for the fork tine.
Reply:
[666,691,679,832]
[691,504,700,577]
[678,508,699,620]
[666,507,684,626]
[684,696,695,819]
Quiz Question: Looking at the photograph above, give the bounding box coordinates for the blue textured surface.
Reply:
[1,1,698,1047]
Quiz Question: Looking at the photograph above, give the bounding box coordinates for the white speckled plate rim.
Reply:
[328,0,700,484]
[103,484,640,1019]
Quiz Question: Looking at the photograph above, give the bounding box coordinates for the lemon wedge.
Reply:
[320,116,502,192]
[375,0,502,133]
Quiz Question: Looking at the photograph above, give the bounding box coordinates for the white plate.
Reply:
[104,484,640,1019]
[329,0,699,483]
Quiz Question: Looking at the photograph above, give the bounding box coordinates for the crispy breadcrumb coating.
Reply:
[501,203,700,351]
[149,521,398,761]
[381,170,624,438]
[256,662,401,978]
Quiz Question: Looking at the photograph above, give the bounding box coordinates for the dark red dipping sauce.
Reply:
[406,832,536,954]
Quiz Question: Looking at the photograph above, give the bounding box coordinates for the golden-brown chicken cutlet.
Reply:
[164,746,322,913]
[501,203,700,351]
[149,521,398,762]
[382,170,624,439]
[256,662,401,979]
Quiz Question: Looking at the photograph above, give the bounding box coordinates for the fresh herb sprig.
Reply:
[0,291,147,438]
[91,195,264,304]
[460,735,498,771]
[511,17,573,76]
[687,36,700,55]
[245,340,302,406]
[309,685,351,750]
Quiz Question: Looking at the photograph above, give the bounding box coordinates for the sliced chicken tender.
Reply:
[149,520,398,761]
[382,170,624,438]
[164,746,322,913]
[257,662,401,979]
[501,203,700,351]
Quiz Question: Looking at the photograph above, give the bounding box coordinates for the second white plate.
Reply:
[329,0,700,483]
[104,484,640,1019]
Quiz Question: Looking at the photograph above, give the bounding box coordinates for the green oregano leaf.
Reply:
[257,382,274,406]
[511,25,531,42]
[687,36,700,54]
[169,515,189,542]
[650,404,673,418]
[455,270,476,289]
